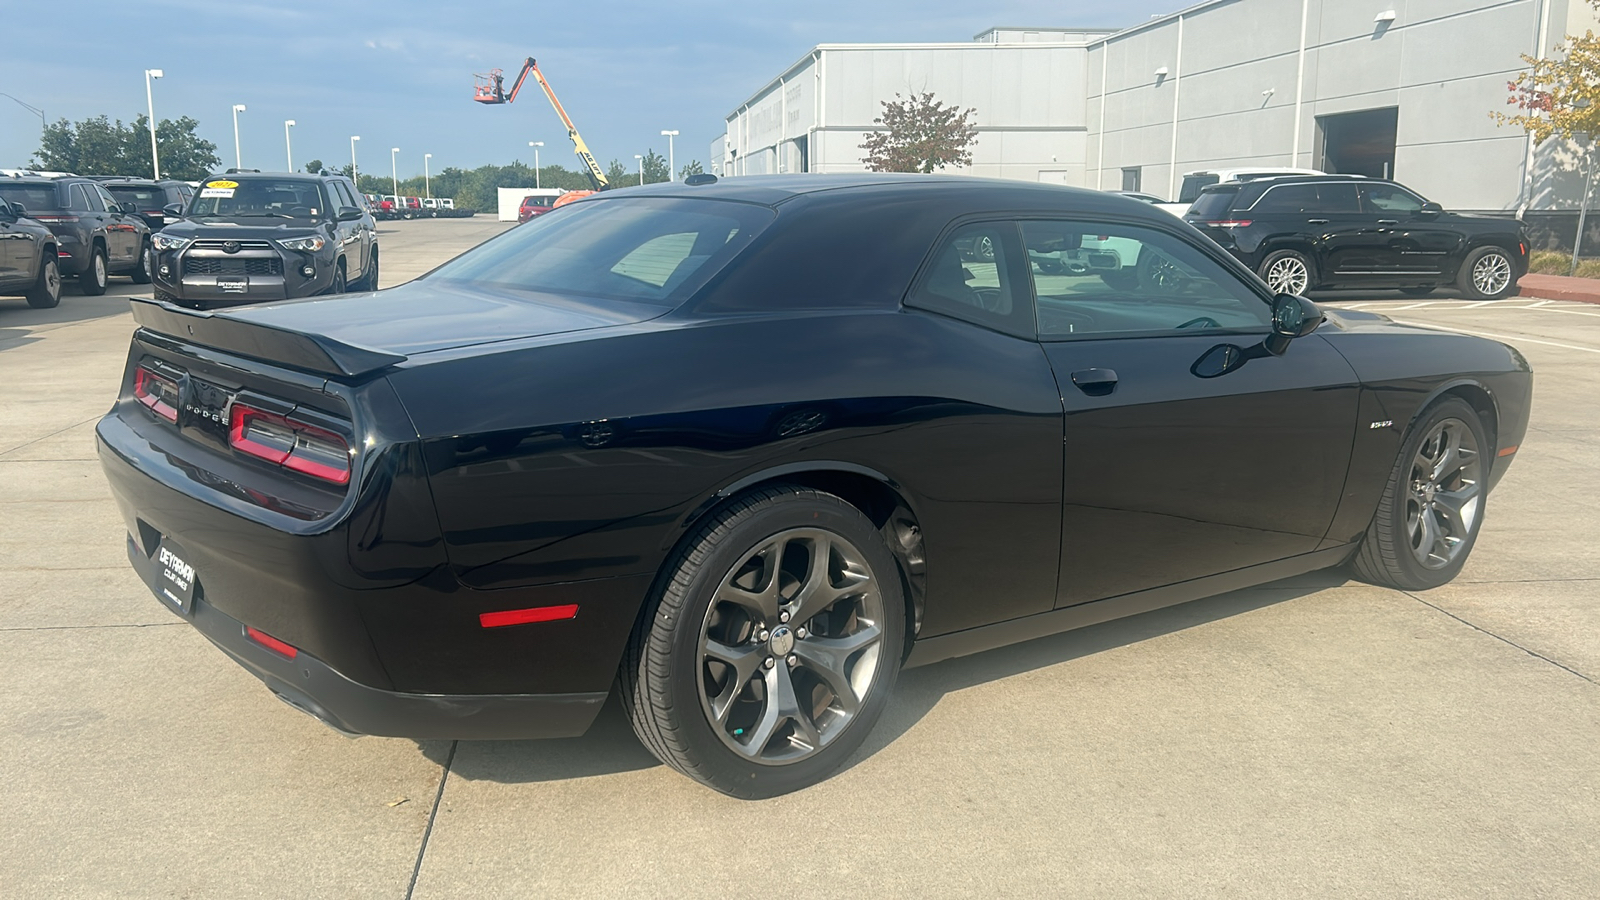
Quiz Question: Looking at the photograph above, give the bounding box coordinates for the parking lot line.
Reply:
[1388,318,1600,353]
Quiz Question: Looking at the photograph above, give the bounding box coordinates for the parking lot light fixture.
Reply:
[424,153,432,199]
[635,153,644,185]
[391,147,400,199]
[231,104,247,169]
[661,130,678,181]
[350,136,360,181]
[144,69,163,180]
[284,120,295,173]
[530,141,543,189]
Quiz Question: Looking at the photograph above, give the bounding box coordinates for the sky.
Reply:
[0,0,1177,179]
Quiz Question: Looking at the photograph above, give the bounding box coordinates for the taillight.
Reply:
[32,214,80,223]
[133,365,179,423]
[1205,220,1253,228]
[229,403,352,485]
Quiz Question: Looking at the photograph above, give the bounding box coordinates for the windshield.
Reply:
[0,183,58,213]
[105,185,167,210]
[188,178,327,219]
[1187,187,1241,220]
[1178,174,1221,203]
[430,197,774,307]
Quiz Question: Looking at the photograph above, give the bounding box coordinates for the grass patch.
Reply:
[1528,250,1600,278]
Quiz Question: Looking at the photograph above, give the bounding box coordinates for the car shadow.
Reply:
[426,569,1351,786]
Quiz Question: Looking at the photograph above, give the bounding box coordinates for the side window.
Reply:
[72,184,102,212]
[1023,221,1271,338]
[95,186,122,212]
[906,222,1032,338]
[1361,184,1425,214]
[333,181,358,210]
[1317,183,1361,213]
[1251,184,1320,213]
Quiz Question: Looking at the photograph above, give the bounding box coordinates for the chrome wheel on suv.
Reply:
[1471,252,1512,297]
[1261,251,1312,295]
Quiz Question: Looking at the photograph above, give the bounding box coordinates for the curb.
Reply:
[1516,274,1600,305]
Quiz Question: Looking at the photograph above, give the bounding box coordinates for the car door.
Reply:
[1251,181,1371,278]
[96,184,139,265]
[332,180,370,278]
[1358,183,1463,277]
[0,207,24,284]
[1023,219,1362,608]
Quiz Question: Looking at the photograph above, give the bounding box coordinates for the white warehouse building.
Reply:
[713,0,1600,236]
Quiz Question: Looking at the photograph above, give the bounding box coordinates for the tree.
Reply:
[304,159,325,174]
[136,115,219,180]
[860,91,978,173]
[642,149,669,184]
[30,114,218,179]
[1494,5,1600,144]
[679,160,704,180]
[605,159,633,187]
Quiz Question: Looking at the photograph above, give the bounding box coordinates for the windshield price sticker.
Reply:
[205,180,239,189]
[200,188,235,198]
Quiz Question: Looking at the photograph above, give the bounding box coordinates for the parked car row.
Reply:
[366,193,472,220]
[0,173,154,303]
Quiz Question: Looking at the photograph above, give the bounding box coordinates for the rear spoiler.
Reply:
[129,298,407,378]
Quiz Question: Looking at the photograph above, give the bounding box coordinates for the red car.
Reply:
[518,196,553,223]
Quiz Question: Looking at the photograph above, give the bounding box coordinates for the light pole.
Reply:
[424,153,432,198]
[635,153,644,186]
[350,136,360,183]
[660,129,678,181]
[144,69,163,179]
[529,141,543,189]
[391,147,400,198]
[284,120,295,173]
[1575,98,1595,277]
[231,104,247,170]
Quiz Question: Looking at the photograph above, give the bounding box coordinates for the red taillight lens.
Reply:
[1205,220,1253,228]
[133,366,179,423]
[245,626,298,658]
[33,214,80,223]
[229,404,352,485]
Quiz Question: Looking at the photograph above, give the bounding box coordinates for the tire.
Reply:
[1400,286,1435,297]
[25,256,61,309]
[1458,245,1516,300]
[79,246,108,295]
[130,240,153,284]
[325,262,347,295]
[620,485,906,799]
[354,249,379,291]
[1257,249,1315,295]
[1349,396,1490,590]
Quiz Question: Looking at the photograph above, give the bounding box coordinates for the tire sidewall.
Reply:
[1459,245,1515,300]
[27,257,61,308]
[80,247,108,295]
[131,240,153,284]
[653,492,905,798]
[1384,397,1491,588]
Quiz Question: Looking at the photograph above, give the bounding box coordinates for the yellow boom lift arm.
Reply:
[474,57,609,192]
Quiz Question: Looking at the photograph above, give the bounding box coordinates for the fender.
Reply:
[670,458,916,548]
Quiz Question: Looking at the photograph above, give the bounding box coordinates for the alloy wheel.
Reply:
[94,253,107,287]
[1472,252,1512,297]
[697,527,885,765]
[1405,417,1482,569]
[1265,256,1310,294]
[142,246,153,280]
[46,262,60,298]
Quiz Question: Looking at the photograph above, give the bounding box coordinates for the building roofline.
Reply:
[971,26,1119,40]
[1089,0,1232,46]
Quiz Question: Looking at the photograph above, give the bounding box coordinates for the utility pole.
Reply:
[661,129,679,180]
[144,70,164,179]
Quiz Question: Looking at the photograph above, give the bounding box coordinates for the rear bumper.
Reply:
[126,534,608,739]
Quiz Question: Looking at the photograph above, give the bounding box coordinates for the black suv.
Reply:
[1186,176,1528,300]
[153,171,378,309]
[96,177,194,232]
[0,175,153,295]
[0,198,62,308]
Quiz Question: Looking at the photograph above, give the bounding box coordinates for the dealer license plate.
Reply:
[154,538,197,615]
[217,277,248,293]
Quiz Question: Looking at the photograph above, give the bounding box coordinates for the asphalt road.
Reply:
[2,223,1596,898]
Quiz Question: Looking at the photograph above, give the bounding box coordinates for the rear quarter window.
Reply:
[1187,188,1240,220]
[0,184,59,212]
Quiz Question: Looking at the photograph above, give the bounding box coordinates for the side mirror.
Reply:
[120,201,139,215]
[1418,201,1443,216]
[163,202,184,218]
[1265,293,1323,355]
[0,200,15,221]
[336,207,364,222]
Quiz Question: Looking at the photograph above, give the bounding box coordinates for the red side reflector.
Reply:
[479,604,579,628]
[1497,445,1518,457]
[246,626,298,658]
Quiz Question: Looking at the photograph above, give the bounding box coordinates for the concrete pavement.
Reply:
[1,231,1596,898]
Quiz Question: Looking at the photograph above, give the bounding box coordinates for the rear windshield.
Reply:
[188,178,327,219]
[1178,174,1221,203]
[0,183,59,213]
[429,197,773,307]
[104,185,167,210]
[1187,186,1241,220]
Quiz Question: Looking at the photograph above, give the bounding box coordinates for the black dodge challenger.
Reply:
[98,175,1531,797]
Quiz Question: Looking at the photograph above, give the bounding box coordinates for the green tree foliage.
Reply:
[1494,3,1600,143]
[351,160,600,210]
[679,159,704,180]
[303,159,325,174]
[605,159,633,187]
[860,91,978,173]
[31,114,219,180]
[642,150,669,184]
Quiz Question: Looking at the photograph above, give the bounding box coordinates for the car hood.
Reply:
[216,279,669,357]
[163,218,330,240]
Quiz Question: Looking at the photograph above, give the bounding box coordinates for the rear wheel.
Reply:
[620,485,905,798]
[130,240,153,284]
[79,246,108,295]
[25,256,61,308]
[1258,249,1315,295]
[1458,246,1516,300]
[1349,397,1489,590]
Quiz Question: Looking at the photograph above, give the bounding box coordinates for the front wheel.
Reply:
[130,240,154,284]
[1349,397,1490,590]
[1458,246,1516,300]
[620,485,905,798]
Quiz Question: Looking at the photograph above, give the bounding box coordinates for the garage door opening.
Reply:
[1316,107,1398,178]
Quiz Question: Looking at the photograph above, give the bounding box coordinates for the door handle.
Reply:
[1307,218,1330,225]
[1070,368,1118,396]
[1377,219,1400,226]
